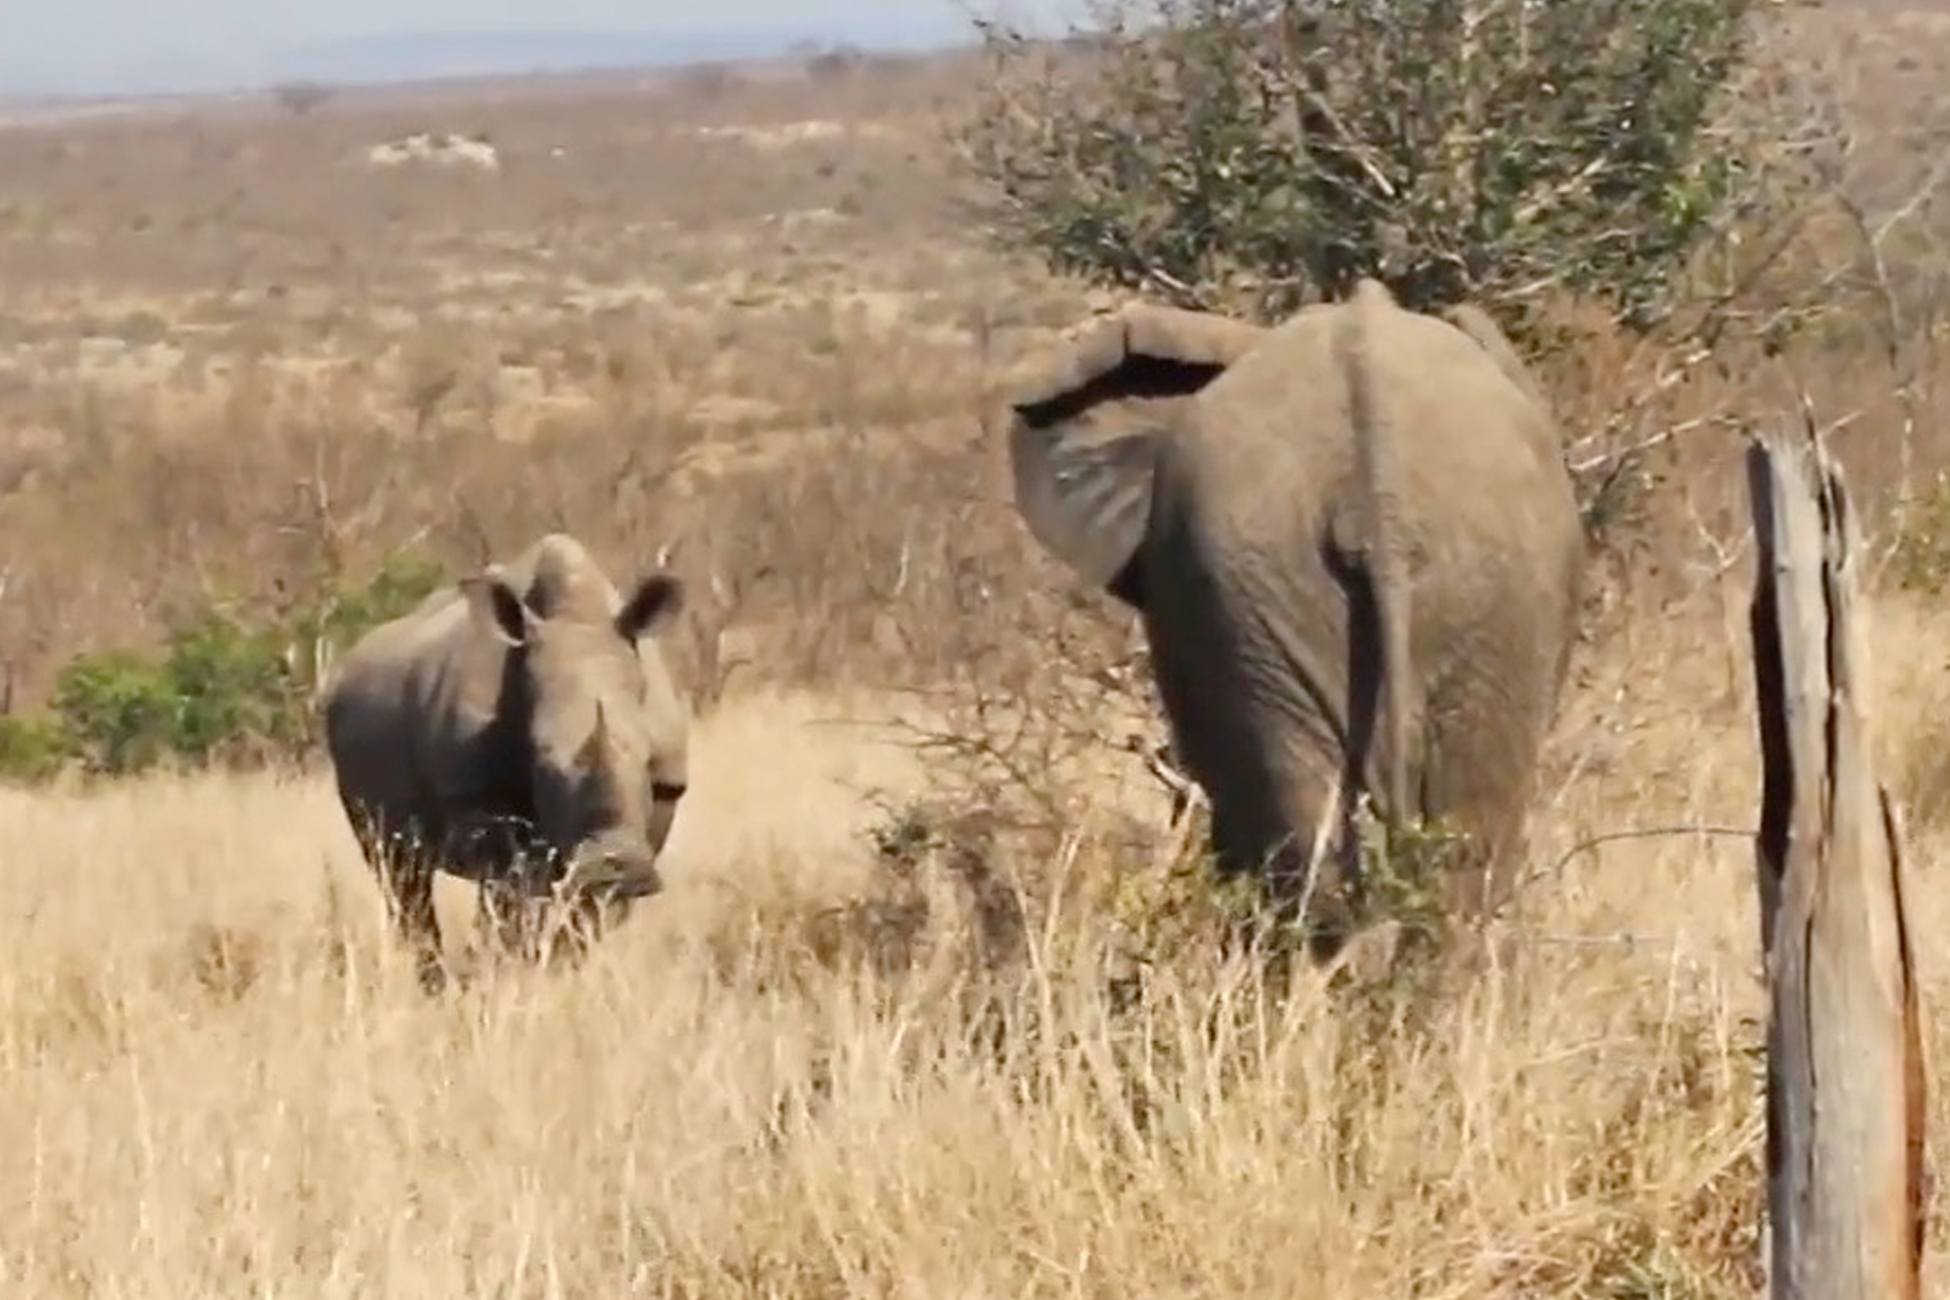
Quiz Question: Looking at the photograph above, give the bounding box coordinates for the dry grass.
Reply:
[7,10,1950,1295]
[10,591,1950,1295]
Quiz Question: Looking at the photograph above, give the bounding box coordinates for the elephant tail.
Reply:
[1337,277,1413,828]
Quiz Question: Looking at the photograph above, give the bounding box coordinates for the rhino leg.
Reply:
[391,862,446,996]
[477,878,539,963]
[476,876,604,971]
[536,892,611,970]
[350,811,449,995]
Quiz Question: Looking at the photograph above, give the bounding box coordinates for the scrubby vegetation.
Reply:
[958,0,1950,545]
[959,0,1771,327]
[0,550,442,781]
[5,0,1950,1292]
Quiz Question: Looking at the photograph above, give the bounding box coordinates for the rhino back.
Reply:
[323,586,524,832]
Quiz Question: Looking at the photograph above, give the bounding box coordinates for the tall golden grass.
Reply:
[7,16,1950,1295]
[7,594,1950,1294]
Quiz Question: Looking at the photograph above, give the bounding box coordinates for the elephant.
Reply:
[1004,278,1584,956]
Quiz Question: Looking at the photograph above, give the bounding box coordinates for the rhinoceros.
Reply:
[321,532,691,991]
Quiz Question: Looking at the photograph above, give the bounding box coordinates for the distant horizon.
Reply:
[2,4,1081,101]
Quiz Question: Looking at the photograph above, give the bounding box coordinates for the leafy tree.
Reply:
[953,0,1801,333]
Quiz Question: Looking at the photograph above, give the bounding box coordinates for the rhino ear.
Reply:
[1006,304,1263,604]
[460,570,531,647]
[616,572,683,642]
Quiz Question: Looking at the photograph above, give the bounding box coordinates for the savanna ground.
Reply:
[8,6,1950,1294]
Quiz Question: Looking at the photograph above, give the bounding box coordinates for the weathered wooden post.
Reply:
[1747,426,1928,1299]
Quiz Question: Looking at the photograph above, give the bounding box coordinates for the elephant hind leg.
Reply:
[1419,713,1551,929]
[1208,752,1365,965]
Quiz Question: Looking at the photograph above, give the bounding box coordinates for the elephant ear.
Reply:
[1006,304,1264,595]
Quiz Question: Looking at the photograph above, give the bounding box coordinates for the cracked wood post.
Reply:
[1747,428,1927,1300]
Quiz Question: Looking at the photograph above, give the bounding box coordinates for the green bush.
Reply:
[301,549,445,651]
[0,714,72,783]
[0,548,446,785]
[48,649,190,776]
[952,0,1793,333]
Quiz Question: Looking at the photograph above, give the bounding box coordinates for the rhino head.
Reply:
[459,551,688,906]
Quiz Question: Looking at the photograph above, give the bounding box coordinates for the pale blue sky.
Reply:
[5,0,1081,95]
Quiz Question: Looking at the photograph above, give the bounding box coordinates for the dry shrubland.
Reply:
[6,6,1950,1294]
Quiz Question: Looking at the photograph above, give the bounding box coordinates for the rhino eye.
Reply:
[649,780,686,802]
